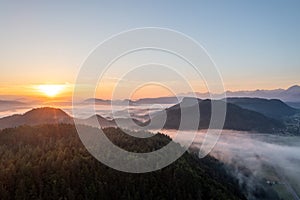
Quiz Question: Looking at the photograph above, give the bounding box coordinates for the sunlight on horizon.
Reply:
[37,84,66,98]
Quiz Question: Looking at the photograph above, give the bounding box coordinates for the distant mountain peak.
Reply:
[181,97,202,104]
[83,98,111,105]
[287,85,300,92]
[0,107,73,129]
[24,107,70,117]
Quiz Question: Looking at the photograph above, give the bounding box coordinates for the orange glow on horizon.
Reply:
[37,84,66,97]
[0,81,298,101]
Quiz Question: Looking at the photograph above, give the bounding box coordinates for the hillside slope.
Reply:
[226,98,298,119]
[0,107,73,129]
[150,98,285,133]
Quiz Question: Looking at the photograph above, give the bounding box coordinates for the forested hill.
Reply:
[225,98,298,119]
[0,124,245,200]
[150,99,285,133]
[0,107,73,129]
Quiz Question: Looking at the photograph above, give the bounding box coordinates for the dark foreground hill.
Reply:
[150,98,285,133]
[0,124,245,200]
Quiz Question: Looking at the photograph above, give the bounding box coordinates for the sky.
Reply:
[0,0,300,100]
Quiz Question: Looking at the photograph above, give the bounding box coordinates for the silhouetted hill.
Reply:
[83,98,111,105]
[79,115,149,129]
[285,85,300,93]
[134,96,180,104]
[226,98,298,119]
[83,98,136,105]
[0,107,73,129]
[0,99,26,106]
[0,99,28,112]
[150,98,285,133]
[78,114,116,128]
[0,107,141,130]
[83,97,179,105]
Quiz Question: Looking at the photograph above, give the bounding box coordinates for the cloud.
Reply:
[160,129,300,199]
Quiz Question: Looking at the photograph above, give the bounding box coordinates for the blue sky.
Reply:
[0,0,299,98]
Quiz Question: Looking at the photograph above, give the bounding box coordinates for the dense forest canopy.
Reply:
[0,124,245,200]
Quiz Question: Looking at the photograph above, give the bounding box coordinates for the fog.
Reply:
[159,129,300,200]
[0,103,171,119]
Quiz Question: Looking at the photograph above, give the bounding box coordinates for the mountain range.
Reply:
[0,95,298,133]
[225,85,300,102]
[83,96,180,105]
[1,85,299,111]
[83,85,300,106]
[0,107,146,130]
[0,99,28,112]
[183,85,300,103]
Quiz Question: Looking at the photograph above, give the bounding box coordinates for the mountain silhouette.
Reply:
[0,100,289,133]
[226,98,299,119]
[83,97,179,105]
[149,98,285,133]
[0,107,73,129]
[286,85,300,93]
[0,107,137,130]
[0,99,28,112]
[83,98,111,105]
[180,85,300,102]
[77,114,115,128]
[0,99,26,106]
[133,97,180,104]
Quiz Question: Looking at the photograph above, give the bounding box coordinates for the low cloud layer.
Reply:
[160,129,300,199]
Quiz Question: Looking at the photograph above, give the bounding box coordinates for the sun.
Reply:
[38,84,65,97]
